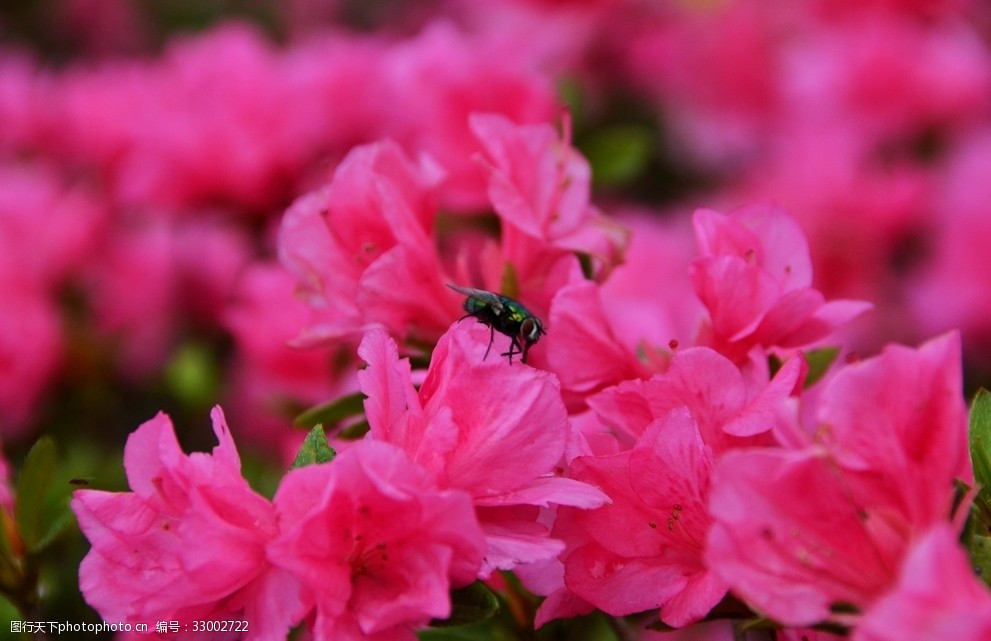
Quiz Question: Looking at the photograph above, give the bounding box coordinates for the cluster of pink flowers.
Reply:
[1,0,989,638]
[2,0,991,442]
[72,106,989,640]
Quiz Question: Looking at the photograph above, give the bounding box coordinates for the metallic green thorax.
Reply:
[447,283,546,364]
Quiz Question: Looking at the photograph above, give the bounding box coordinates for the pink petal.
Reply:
[564,541,688,616]
[722,355,801,437]
[707,449,899,626]
[473,476,609,509]
[853,525,991,641]
[547,281,649,394]
[357,329,422,444]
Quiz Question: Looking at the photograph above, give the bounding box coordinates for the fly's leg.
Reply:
[502,336,523,364]
[483,325,495,360]
[459,312,494,360]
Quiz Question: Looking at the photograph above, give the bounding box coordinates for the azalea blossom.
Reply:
[707,332,970,627]
[269,439,486,641]
[541,348,801,627]
[691,203,870,364]
[278,139,458,345]
[71,407,306,640]
[357,325,608,574]
[471,112,629,286]
[561,409,726,627]
[10,1,991,637]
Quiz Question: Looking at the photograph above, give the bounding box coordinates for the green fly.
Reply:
[447,283,546,364]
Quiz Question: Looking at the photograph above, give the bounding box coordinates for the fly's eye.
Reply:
[521,318,541,342]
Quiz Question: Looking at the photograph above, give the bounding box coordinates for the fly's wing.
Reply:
[446,283,506,314]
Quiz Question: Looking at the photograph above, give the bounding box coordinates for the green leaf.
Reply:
[0,593,23,639]
[582,125,653,186]
[16,437,57,553]
[968,528,991,587]
[970,389,991,495]
[769,347,839,389]
[33,501,74,552]
[294,392,366,429]
[290,426,336,470]
[431,582,499,628]
[804,347,840,388]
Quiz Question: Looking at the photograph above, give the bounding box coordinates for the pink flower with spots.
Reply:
[357,325,607,574]
[541,213,701,400]
[560,409,727,627]
[278,140,459,345]
[706,333,970,627]
[269,439,486,641]
[539,348,801,627]
[691,203,870,364]
[71,407,306,640]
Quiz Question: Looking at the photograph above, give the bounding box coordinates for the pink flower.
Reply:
[853,525,991,641]
[620,1,783,167]
[541,348,801,627]
[357,325,607,573]
[269,439,486,641]
[598,211,703,355]
[559,409,727,627]
[542,213,702,401]
[471,112,629,282]
[278,140,459,345]
[706,333,970,627]
[72,408,305,640]
[690,203,870,364]
[0,162,104,292]
[707,447,898,627]
[587,346,802,452]
[545,280,652,399]
[114,24,376,211]
[785,14,991,141]
[0,53,52,155]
